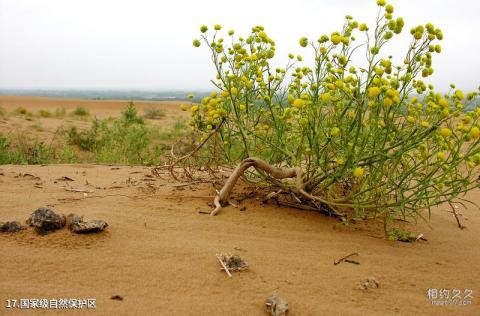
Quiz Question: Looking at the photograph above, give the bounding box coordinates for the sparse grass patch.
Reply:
[66,102,186,165]
[0,131,54,164]
[38,109,52,118]
[0,106,6,117]
[54,107,66,118]
[121,102,144,125]
[157,120,188,141]
[31,122,44,132]
[12,107,32,116]
[143,108,166,120]
[72,106,89,117]
[1,102,189,166]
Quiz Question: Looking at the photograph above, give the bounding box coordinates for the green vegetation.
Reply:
[0,132,54,164]
[72,106,89,116]
[38,109,52,118]
[0,106,5,117]
[0,102,188,166]
[54,107,66,118]
[387,228,416,242]
[188,0,480,229]
[31,122,44,132]
[12,107,32,116]
[143,107,166,119]
[68,102,159,165]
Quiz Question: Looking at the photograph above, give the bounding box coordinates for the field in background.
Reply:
[0,95,191,165]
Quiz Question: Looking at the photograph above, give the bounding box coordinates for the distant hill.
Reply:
[0,89,210,102]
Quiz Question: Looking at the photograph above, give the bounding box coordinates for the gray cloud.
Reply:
[0,0,479,92]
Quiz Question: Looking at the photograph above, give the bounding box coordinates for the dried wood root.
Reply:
[210,157,337,216]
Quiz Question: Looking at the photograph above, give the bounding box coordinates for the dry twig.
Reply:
[334,252,359,265]
[448,201,466,230]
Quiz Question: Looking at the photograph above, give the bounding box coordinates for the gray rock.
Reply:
[67,213,108,233]
[265,293,288,316]
[0,221,26,233]
[26,207,66,235]
[359,277,380,290]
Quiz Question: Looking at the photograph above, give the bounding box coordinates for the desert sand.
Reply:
[0,96,479,315]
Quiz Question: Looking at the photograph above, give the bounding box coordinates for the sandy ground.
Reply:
[0,164,479,315]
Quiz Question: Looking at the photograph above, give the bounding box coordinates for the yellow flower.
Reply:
[180,104,188,111]
[439,128,452,137]
[462,116,472,124]
[455,90,464,100]
[320,93,331,103]
[437,152,447,161]
[470,126,480,139]
[230,87,238,96]
[385,4,394,13]
[192,39,201,47]
[299,37,308,47]
[438,98,448,108]
[377,0,386,6]
[383,98,393,107]
[200,25,208,33]
[214,24,222,31]
[331,34,342,45]
[191,105,199,112]
[473,153,480,165]
[421,121,430,128]
[331,127,340,137]
[367,87,381,98]
[353,167,364,178]
[287,94,295,104]
[386,89,396,98]
[293,99,305,108]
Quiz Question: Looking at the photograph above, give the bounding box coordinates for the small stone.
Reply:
[0,221,26,233]
[26,207,66,235]
[110,295,123,301]
[265,293,288,316]
[67,213,108,233]
[359,277,380,290]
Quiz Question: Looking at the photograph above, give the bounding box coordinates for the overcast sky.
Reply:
[0,0,479,92]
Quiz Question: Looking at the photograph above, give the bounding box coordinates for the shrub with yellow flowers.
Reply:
[186,1,480,231]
